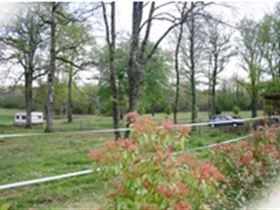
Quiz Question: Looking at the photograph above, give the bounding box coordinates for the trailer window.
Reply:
[21,115,26,120]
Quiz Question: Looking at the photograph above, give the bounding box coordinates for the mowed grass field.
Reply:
[0,108,261,209]
[0,108,261,134]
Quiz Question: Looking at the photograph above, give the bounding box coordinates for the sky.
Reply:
[115,1,277,81]
[0,1,277,87]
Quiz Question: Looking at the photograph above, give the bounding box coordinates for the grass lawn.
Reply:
[0,108,119,134]
[0,132,112,209]
[0,108,260,209]
[0,108,262,134]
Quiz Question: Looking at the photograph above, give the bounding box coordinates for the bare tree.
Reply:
[239,18,263,118]
[101,2,121,139]
[181,2,206,123]
[127,2,209,113]
[173,2,187,124]
[204,19,234,118]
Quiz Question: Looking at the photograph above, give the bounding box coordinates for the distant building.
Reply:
[14,112,44,126]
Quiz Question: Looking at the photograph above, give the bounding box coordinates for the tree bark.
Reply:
[25,29,37,128]
[127,2,143,112]
[251,91,258,118]
[173,22,184,124]
[210,54,218,117]
[109,2,121,139]
[25,72,33,128]
[67,66,73,123]
[189,9,197,123]
[45,3,57,133]
[102,2,121,139]
[251,74,258,118]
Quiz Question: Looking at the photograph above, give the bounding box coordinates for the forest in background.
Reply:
[0,2,279,135]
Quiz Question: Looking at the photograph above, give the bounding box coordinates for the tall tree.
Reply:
[239,18,263,118]
[0,4,46,128]
[38,2,79,132]
[96,41,170,117]
[127,2,145,112]
[101,2,120,139]
[45,2,58,132]
[204,19,233,117]
[173,2,187,124]
[56,22,95,123]
[127,2,208,113]
[258,4,280,80]
[181,2,205,123]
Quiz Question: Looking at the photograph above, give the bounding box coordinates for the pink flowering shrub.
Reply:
[210,125,280,209]
[89,113,280,210]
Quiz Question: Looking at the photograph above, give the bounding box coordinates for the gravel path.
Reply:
[245,177,280,210]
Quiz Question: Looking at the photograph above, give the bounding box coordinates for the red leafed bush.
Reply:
[125,111,138,123]
[210,125,280,209]
[89,113,280,210]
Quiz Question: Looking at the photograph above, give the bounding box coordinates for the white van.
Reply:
[14,112,44,126]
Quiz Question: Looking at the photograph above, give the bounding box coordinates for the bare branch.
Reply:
[101,2,111,46]
[56,56,96,69]
[140,2,155,61]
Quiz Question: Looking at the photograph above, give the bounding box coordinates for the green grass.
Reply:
[0,108,260,209]
[0,132,112,209]
[0,108,262,134]
[0,108,119,134]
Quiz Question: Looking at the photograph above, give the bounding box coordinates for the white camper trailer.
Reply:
[14,112,44,126]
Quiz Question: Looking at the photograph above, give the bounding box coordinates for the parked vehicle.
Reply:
[14,112,44,126]
[270,115,280,123]
[209,115,244,128]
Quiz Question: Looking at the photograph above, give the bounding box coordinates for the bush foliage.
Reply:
[89,114,280,210]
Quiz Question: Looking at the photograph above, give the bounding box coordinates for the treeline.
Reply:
[0,2,279,136]
[0,76,252,116]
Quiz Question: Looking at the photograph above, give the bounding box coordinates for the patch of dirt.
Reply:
[245,176,280,209]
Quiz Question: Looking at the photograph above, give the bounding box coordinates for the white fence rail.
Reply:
[0,134,255,191]
[0,170,94,190]
[0,116,274,139]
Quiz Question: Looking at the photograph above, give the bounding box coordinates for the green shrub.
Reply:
[138,104,146,115]
[232,106,240,115]
[164,105,172,115]
[215,106,222,115]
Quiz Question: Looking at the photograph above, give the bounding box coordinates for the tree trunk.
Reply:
[102,2,121,139]
[210,78,216,117]
[127,2,143,112]
[207,63,212,119]
[45,3,56,133]
[67,67,73,123]
[208,84,211,119]
[110,2,121,139]
[128,67,141,112]
[189,10,197,123]
[25,73,33,128]
[210,54,218,117]
[251,90,258,118]
[25,34,36,128]
[173,22,183,124]
[190,73,196,123]
[278,40,280,78]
